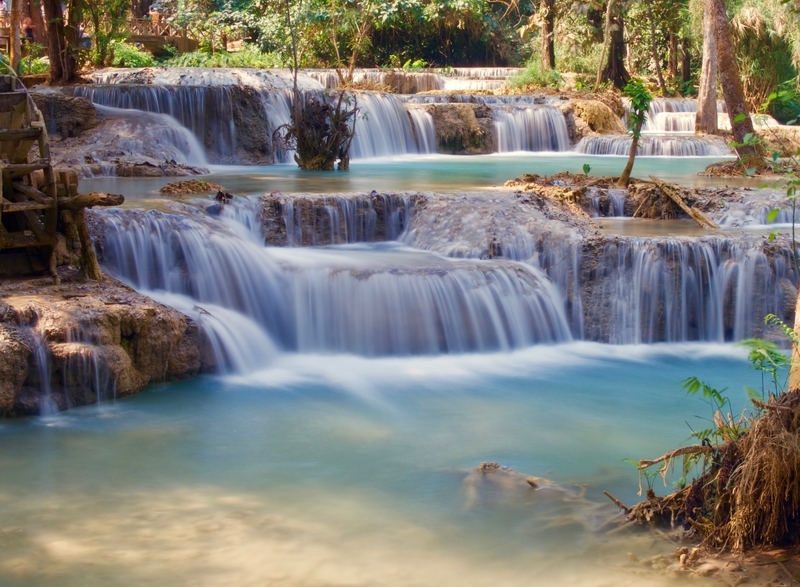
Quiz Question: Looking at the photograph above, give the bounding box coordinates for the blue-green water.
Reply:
[80,153,754,200]
[0,343,757,586]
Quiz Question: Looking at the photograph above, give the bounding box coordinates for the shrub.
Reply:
[109,40,156,68]
[509,60,562,89]
[160,45,287,68]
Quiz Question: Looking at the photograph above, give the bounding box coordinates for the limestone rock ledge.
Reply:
[0,278,214,417]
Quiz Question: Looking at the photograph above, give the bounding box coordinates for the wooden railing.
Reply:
[127,17,182,37]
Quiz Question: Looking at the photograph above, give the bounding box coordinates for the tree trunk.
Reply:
[540,0,555,70]
[41,0,77,84]
[681,38,691,84]
[668,33,678,78]
[644,0,667,95]
[594,0,614,90]
[601,12,630,90]
[712,0,758,160]
[28,0,45,46]
[10,0,21,73]
[618,126,641,187]
[695,0,717,134]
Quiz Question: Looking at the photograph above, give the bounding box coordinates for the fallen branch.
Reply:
[649,176,720,230]
[603,490,630,513]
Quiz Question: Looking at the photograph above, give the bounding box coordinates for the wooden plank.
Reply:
[1,163,49,178]
[0,128,42,141]
[2,200,52,212]
[22,209,48,242]
[12,180,52,204]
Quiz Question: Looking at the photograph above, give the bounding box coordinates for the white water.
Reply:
[493,106,571,152]
[93,105,208,166]
[95,200,795,351]
[575,134,733,156]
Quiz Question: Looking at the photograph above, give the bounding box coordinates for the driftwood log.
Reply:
[649,176,720,230]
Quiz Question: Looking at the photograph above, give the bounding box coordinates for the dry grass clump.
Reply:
[628,389,800,552]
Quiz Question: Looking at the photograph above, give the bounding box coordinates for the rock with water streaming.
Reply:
[0,279,213,416]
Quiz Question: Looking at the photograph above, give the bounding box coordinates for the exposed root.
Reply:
[625,390,800,553]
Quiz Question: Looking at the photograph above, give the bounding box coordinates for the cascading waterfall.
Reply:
[587,237,796,344]
[575,134,733,156]
[493,106,571,152]
[406,107,437,154]
[93,105,209,166]
[256,194,796,344]
[266,193,415,246]
[71,85,240,161]
[350,92,435,158]
[96,206,573,356]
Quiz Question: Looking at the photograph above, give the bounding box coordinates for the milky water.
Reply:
[0,342,756,587]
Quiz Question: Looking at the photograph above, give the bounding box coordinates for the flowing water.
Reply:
[2,68,795,586]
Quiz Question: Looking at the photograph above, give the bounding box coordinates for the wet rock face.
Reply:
[260,192,421,246]
[218,86,274,164]
[425,104,495,154]
[0,279,213,417]
[31,91,100,139]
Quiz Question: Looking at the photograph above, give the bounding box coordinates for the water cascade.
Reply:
[493,106,571,152]
[585,237,796,343]
[575,134,733,156]
[92,105,209,166]
[72,84,436,161]
[96,207,573,355]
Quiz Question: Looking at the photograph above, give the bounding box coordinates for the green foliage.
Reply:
[622,79,653,138]
[161,46,287,68]
[509,59,562,89]
[109,41,157,68]
[19,56,49,75]
[582,163,591,177]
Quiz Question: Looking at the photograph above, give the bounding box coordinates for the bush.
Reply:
[509,60,563,89]
[109,40,156,68]
[160,45,287,68]
[20,56,49,75]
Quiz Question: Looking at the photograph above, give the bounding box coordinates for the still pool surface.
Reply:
[80,153,753,199]
[0,342,761,586]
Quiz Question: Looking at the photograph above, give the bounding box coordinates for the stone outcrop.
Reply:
[0,278,213,416]
[31,91,100,138]
[559,100,626,142]
[424,103,495,154]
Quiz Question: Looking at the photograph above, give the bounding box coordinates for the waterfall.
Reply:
[586,188,627,217]
[260,193,795,344]
[585,237,796,343]
[264,193,416,246]
[406,107,437,154]
[575,135,733,156]
[96,206,573,356]
[27,328,57,415]
[493,106,571,152]
[74,83,432,160]
[94,105,209,166]
[350,92,428,158]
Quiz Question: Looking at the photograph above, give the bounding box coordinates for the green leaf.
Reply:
[766,208,780,223]
[769,230,778,242]
[744,386,762,402]
[733,113,748,123]
[773,151,781,162]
